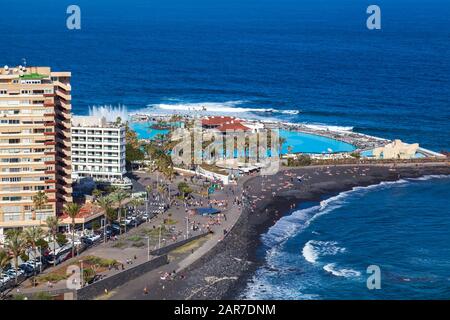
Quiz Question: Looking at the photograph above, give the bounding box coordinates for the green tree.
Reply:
[97,196,113,242]
[45,216,59,267]
[23,226,46,286]
[0,248,11,278]
[56,233,68,247]
[130,197,144,227]
[92,188,103,200]
[4,229,27,285]
[32,191,48,220]
[64,203,82,258]
[178,182,193,199]
[112,190,129,234]
[145,185,153,197]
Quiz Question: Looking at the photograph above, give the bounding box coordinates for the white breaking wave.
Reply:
[323,263,361,278]
[261,175,449,248]
[407,174,450,182]
[143,100,300,115]
[302,240,319,263]
[302,240,346,264]
[241,174,449,299]
[304,123,354,132]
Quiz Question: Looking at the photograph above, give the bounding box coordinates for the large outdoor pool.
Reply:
[131,122,356,154]
[279,129,356,154]
[131,122,170,140]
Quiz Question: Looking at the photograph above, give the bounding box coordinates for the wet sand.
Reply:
[120,163,450,300]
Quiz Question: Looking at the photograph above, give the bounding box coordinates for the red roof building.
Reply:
[201,116,242,128]
[217,121,251,132]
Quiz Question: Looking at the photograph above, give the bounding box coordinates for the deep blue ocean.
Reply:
[2,0,449,299]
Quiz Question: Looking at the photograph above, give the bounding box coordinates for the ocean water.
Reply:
[2,0,449,299]
[241,176,450,300]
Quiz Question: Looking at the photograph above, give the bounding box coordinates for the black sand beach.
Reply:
[116,163,450,300]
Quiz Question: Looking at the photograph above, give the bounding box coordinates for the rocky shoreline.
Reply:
[137,163,449,300]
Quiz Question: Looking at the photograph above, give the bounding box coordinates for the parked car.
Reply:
[19,263,34,276]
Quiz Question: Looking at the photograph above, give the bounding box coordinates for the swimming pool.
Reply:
[130,123,356,154]
[279,129,356,154]
[361,149,426,159]
[130,122,170,139]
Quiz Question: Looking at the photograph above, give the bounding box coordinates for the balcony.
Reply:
[45,189,56,193]
[44,101,54,107]
[43,93,55,98]
[44,160,56,165]
[44,121,55,127]
[45,179,56,184]
[44,141,56,146]
[55,90,71,102]
[44,113,55,117]
[44,151,56,156]
[44,132,55,136]
[44,170,56,174]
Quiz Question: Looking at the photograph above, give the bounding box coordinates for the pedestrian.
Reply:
[143,287,148,295]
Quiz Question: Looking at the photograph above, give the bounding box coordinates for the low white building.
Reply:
[373,139,419,160]
[71,116,126,181]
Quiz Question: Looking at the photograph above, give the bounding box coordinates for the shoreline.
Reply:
[142,162,449,300]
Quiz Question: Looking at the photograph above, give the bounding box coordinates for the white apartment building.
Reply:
[71,116,126,182]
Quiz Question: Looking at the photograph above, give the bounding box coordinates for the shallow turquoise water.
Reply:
[130,122,170,140]
[131,124,356,154]
[280,129,356,154]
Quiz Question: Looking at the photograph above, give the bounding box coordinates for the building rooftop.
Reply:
[217,121,251,132]
[72,115,124,128]
[0,65,70,79]
[202,116,242,126]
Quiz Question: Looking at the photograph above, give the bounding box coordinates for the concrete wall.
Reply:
[150,232,209,256]
[76,254,169,300]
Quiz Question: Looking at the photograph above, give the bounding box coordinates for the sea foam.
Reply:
[143,100,300,116]
[302,240,346,264]
[323,263,361,278]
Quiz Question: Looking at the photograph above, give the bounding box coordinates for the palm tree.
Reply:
[130,198,144,227]
[112,190,129,235]
[32,191,48,220]
[279,137,287,158]
[23,226,45,286]
[146,185,153,197]
[97,196,113,242]
[45,216,59,267]
[64,203,82,258]
[4,229,27,285]
[0,248,11,279]
[92,188,103,200]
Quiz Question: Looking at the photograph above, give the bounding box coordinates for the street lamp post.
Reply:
[158,224,162,249]
[38,245,42,273]
[79,260,84,288]
[145,236,150,261]
[101,218,106,243]
[186,215,189,239]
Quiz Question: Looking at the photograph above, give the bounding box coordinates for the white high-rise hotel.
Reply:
[71,116,126,181]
